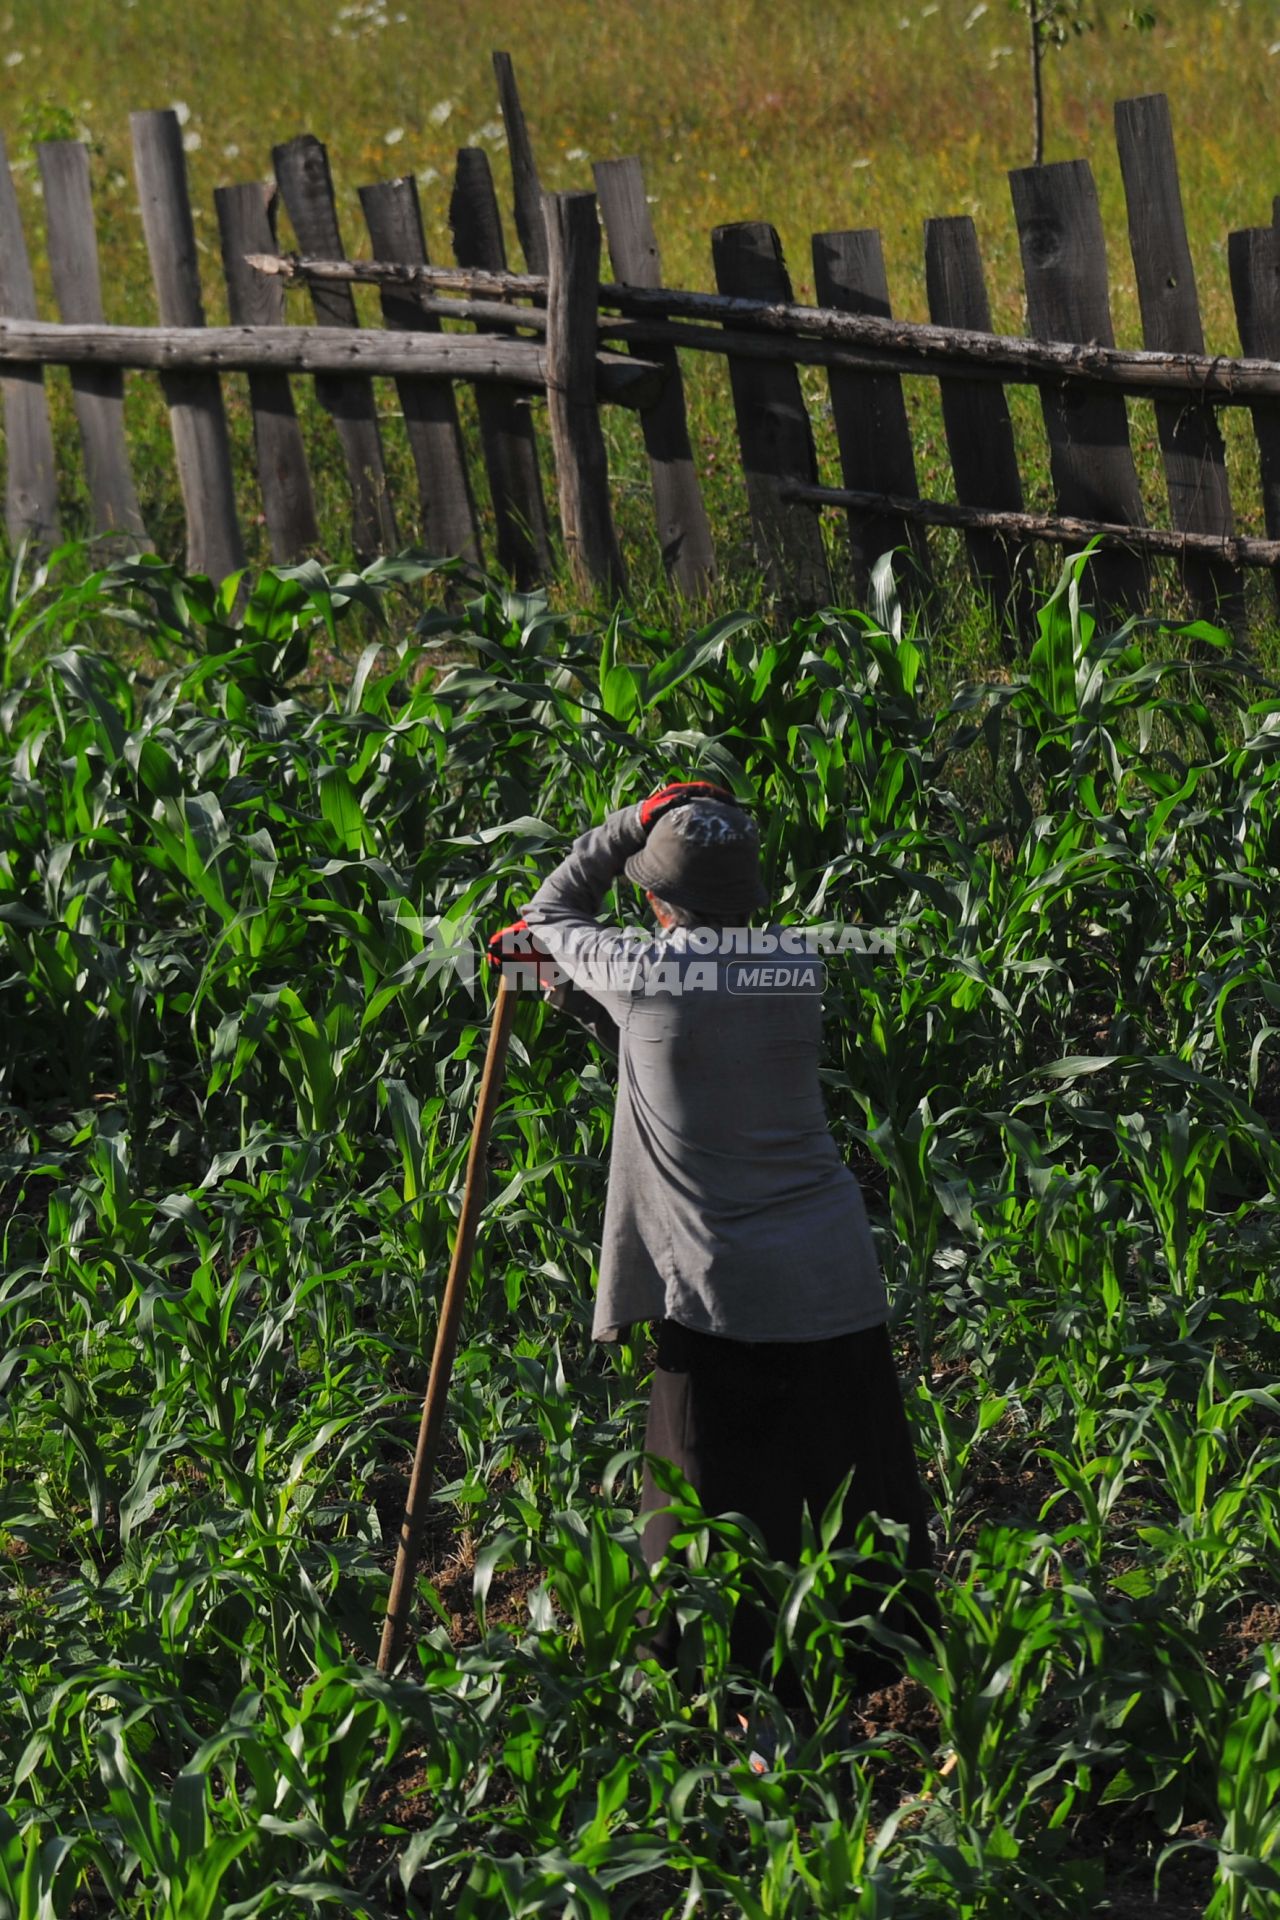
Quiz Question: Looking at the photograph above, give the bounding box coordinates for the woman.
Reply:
[491,780,938,1719]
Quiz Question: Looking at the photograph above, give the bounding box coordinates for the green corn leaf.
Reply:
[318,766,365,855]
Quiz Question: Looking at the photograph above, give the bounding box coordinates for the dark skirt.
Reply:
[637,1316,939,1705]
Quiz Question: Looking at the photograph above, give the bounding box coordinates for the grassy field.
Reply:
[5,0,1280,640]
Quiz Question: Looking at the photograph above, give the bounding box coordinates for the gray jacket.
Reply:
[521,805,889,1344]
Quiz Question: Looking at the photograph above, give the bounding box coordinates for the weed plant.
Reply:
[0,543,1279,1915]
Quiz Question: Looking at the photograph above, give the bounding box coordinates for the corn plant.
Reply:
[1,547,1278,1916]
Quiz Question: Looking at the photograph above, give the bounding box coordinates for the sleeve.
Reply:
[520,805,658,1012]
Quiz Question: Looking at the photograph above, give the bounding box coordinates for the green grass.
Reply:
[5,0,1280,639]
[1,547,1279,1914]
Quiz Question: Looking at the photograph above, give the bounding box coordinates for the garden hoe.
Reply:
[377,972,517,1674]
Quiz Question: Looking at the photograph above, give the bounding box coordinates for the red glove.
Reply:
[639,779,735,831]
[485,917,560,989]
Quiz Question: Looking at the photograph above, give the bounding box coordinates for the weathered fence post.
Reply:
[37,139,148,549]
[1009,157,1149,614]
[493,51,549,277]
[1229,226,1280,609]
[594,156,715,596]
[543,190,626,598]
[924,215,1034,649]
[273,133,398,559]
[1115,93,1241,627]
[449,147,551,587]
[811,228,931,603]
[215,181,319,565]
[131,110,245,581]
[0,136,60,551]
[711,223,829,609]
[358,176,481,565]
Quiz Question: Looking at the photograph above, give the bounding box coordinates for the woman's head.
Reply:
[625,798,767,924]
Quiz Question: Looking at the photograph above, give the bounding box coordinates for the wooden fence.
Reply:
[4,56,1280,640]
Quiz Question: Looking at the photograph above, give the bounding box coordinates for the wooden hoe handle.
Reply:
[377,974,518,1673]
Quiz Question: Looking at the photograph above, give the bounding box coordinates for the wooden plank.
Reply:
[130,110,244,580]
[1228,226,1280,607]
[710,222,829,608]
[0,134,60,549]
[273,133,397,558]
[544,191,625,596]
[811,227,931,598]
[448,146,551,587]
[0,318,662,401]
[214,180,319,564]
[1009,158,1149,613]
[1115,93,1241,626]
[924,215,1034,646]
[37,140,146,546]
[493,51,549,276]
[787,480,1280,566]
[358,175,481,564]
[263,251,1280,402]
[594,155,715,595]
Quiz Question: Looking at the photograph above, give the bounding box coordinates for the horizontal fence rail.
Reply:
[3,55,1280,640]
[782,484,1280,566]
[256,251,1280,404]
[0,318,665,402]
